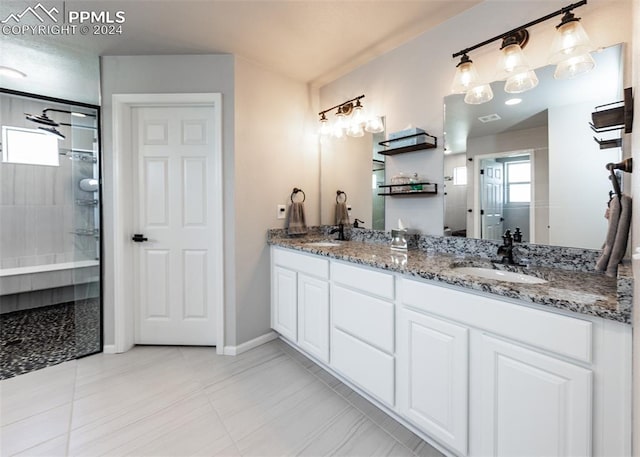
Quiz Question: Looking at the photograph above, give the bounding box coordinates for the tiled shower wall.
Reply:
[0,96,98,269]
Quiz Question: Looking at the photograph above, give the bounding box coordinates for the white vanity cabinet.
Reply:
[271,247,330,362]
[270,246,631,457]
[475,334,591,457]
[397,306,469,455]
[330,261,396,406]
[399,278,630,457]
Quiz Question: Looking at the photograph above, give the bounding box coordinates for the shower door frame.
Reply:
[0,87,104,357]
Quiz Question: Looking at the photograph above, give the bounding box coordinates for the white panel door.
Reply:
[480,159,504,240]
[297,274,329,363]
[397,307,469,455]
[133,106,219,345]
[271,266,297,341]
[478,334,592,457]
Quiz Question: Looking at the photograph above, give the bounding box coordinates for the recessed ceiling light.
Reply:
[0,66,27,79]
[505,98,522,106]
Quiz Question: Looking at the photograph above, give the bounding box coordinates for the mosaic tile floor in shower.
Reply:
[0,299,100,379]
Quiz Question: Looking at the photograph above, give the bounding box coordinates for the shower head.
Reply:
[38,126,66,140]
[25,111,59,127]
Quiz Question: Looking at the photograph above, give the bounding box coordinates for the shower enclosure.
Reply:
[0,89,102,379]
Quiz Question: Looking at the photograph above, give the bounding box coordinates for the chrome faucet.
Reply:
[497,230,515,265]
[330,223,346,241]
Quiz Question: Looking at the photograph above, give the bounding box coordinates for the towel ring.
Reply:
[336,190,347,203]
[291,188,306,203]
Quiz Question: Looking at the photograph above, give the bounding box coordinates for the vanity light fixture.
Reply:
[318,95,384,138]
[0,66,27,79]
[451,0,592,103]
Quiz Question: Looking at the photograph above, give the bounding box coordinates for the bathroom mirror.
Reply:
[443,43,624,250]
[320,127,386,230]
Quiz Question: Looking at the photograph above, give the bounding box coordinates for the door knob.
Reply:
[132,234,148,242]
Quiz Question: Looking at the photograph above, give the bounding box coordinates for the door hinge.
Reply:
[480,209,485,215]
[480,169,485,175]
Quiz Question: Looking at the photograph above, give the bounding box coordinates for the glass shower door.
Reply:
[0,90,102,379]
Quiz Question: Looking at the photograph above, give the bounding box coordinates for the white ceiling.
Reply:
[2,0,481,86]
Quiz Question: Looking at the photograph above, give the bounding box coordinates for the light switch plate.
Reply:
[347,205,352,216]
[277,204,286,219]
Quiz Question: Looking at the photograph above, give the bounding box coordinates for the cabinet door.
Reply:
[478,334,592,457]
[271,266,297,341]
[397,307,469,455]
[297,274,329,363]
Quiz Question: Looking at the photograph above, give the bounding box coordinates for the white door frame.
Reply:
[111,93,224,354]
[472,149,535,242]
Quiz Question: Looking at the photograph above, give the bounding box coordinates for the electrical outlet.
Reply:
[277,204,286,219]
[347,205,352,216]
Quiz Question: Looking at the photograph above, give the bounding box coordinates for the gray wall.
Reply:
[100,54,236,346]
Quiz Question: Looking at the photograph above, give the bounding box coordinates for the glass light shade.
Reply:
[350,104,365,126]
[464,83,494,105]
[451,58,480,94]
[347,123,365,137]
[549,19,592,64]
[333,113,347,139]
[319,118,331,136]
[365,116,384,133]
[504,70,539,93]
[496,43,530,80]
[553,53,596,79]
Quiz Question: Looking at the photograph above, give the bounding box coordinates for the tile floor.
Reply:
[1,299,101,379]
[0,339,445,457]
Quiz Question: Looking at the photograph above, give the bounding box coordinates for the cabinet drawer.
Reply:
[331,261,394,300]
[401,278,593,363]
[331,328,394,406]
[272,247,329,280]
[332,284,394,354]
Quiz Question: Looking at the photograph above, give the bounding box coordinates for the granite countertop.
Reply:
[269,236,632,325]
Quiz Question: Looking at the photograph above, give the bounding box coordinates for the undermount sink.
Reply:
[305,241,342,247]
[453,267,547,285]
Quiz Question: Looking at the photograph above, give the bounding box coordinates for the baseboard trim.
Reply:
[103,344,117,354]
[224,331,278,356]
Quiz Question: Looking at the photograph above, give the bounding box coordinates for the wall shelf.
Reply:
[378,182,438,196]
[378,132,437,156]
